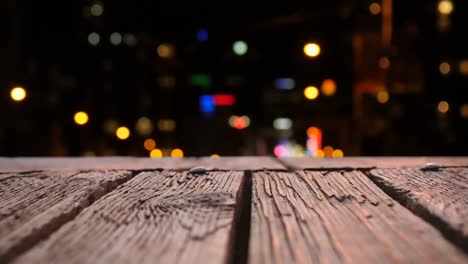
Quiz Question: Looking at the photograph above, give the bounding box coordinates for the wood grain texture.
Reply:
[13,170,244,264]
[0,157,285,171]
[280,157,468,169]
[249,171,468,264]
[0,170,133,262]
[368,167,468,251]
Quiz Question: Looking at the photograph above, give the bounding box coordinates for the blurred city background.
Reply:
[1,0,467,158]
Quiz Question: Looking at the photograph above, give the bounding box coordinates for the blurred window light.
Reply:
[439,62,451,75]
[158,75,176,88]
[214,94,236,106]
[303,43,320,57]
[304,86,319,100]
[150,148,163,158]
[210,154,220,158]
[90,2,104,17]
[196,29,208,42]
[74,111,89,126]
[229,115,250,130]
[233,40,248,56]
[135,117,154,136]
[332,149,344,158]
[88,32,100,46]
[171,148,184,158]
[157,44,175,58]
[273,118,293,130]
[377,90,389,104]
[274,78,295,90]
[460,104,468,119]
[378,56,391,70]
[123,34,137,46]
[157,119,176,132]
[191,74,211,87]
[323,146,334,158]
[110,32,122,46]
[438,0,453,15]
[437,101,449,114]
[144,139,156,151]
[116,126,130,140]
[369,2,381,15]
[199,95,215,116]
[321,79,337,96]
[10,86,27,102]
[459,60,468,75]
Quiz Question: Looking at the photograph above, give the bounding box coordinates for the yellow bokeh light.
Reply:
[116,126,130,140]
[171,148,184,158]
[369,3,381,15]
[74,111,89,125]
[303,43,320,57]
[304,86,319,100]
[144,139,156,151]
[10,87,27,102]
[437,101,449,114]
[135,117,153,136]
[438,0,453,15]
[157,119,176,132]
[377,90,389,104]
[210,154,220,158]
[460,104,468,119]
[315,150,325,158]
[439,62,451,75]
[323,146,334,158]
[150,148,163,158]
[459,60,468,75]
[332,149,344,158]
[157,44,174,58]
[321,79,336,96]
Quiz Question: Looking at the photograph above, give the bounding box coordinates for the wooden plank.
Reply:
[280,157,468,169]
[0,157,285,171]
[13,170,245,264]
[368,167,468,251]
[0,170,133,262]
[249,171,468,263]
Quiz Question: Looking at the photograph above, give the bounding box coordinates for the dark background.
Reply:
[1,0,467,157]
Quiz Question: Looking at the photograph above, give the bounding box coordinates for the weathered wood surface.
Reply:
[368,167,468,251]
[249,171,468,263]
[0,157,285,171]
[13,170,245,264]
[280,157,468,169]
[0,170,133,262]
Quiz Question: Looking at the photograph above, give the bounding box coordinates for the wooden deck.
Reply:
[0,157,467,263]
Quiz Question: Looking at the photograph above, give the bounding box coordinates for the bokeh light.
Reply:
[273,118,293,130]
[123,34,137,46]
[143,139,156,151]
[88,32,100,46]
[110,32,122,46]
[321,79,336,96]
[369,3,381,15]
[332,149,344,158]
[210,154,220,158]
[379,57,391,69]
[460,104,468,119]
[233,40,248,56]
[229,115,250,130]
[135,117,154,136]
[157,119,176,132]
[90,2,104,16]
[304,86,319,100]
[438,0,453,15]
[157,44,175,58]
[103,120,118,134]
[437,101,449,114]
[116,126,130,140]
[377,90,389,104]
[303,43,320,57]
[273,145,288,157]
[459,60,468,75]
[196,29,208,42]
[274,78,295,90]
[439,62,451,75]
[315,150,325,158]
[10,87,27,102]
[74,111,89,126]
[150,149,163,158]
[323,146,334,157]
[171,148,184,157]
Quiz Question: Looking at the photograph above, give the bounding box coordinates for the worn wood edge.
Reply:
[0,170,138,263]
[366,170,468,253]
[280,157,468,169]
[0,157,287,171]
